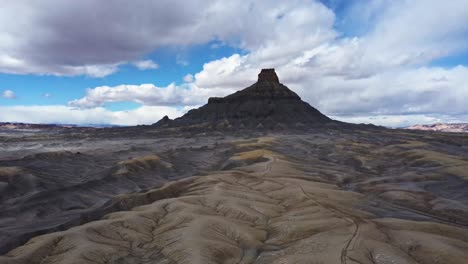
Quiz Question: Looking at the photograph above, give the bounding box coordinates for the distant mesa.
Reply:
[154,68,333,130]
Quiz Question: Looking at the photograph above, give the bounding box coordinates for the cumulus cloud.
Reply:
[2,90,16,99]
[0,105,184,126]
[360,0,468,66]
[68,83,233,109]
[311,66,468,116]
[132,60,159,70]
[0,0,335,77]
[192,0,468,86]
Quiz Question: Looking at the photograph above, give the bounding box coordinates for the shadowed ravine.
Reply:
[1,130,468,264]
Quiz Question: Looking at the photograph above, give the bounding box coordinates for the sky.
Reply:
[0,0,467,127]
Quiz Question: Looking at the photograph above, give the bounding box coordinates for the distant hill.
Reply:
[406,123,468,133]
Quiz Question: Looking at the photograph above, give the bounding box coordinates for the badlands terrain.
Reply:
[1,69,468,263]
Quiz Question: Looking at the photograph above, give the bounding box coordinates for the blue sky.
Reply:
[1,0,467,127]
[0,42,242,109]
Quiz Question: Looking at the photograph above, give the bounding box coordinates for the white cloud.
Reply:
[42,93,52,98]
[331,114,441,128]
[0,105,185,126]
[293,66,468,117]
[132,60,159,70]
[68,64,120,78]
[0,52,121,77]
[2,89,16,99]
[194,54,256,90]
[332,113,468,128]
[0,0,336,77]
[183,74,194,83]
[68,83,233,109]
[361,0,468,67]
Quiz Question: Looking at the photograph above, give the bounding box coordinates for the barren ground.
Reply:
[0,126,467,263]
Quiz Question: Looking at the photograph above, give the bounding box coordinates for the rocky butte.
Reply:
[155,68,332,130]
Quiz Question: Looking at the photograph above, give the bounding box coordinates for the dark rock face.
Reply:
[155,69,332,129]
[257,68,280,83]
[153,115,172,127]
